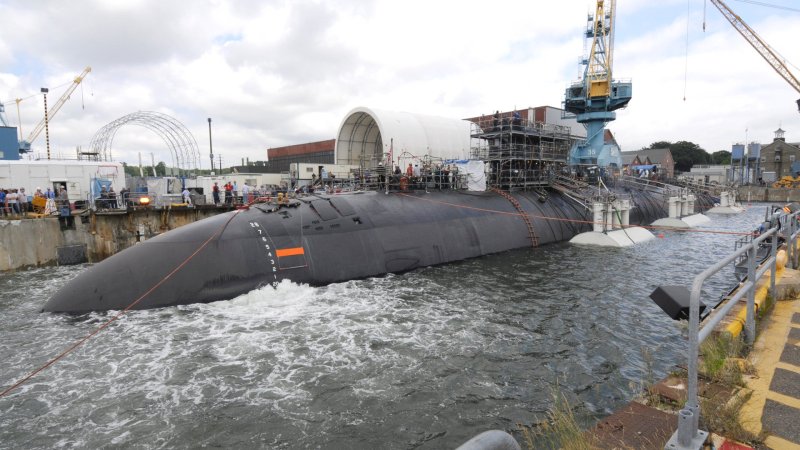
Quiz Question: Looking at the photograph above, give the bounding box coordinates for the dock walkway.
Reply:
[588,264,800,449]
[741,292,800,449]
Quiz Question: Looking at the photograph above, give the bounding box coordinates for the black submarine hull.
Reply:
[43,189,702,312]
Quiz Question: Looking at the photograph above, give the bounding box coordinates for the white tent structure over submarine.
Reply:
[335,107,473,167]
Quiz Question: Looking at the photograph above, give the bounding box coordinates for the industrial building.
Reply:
[621,148,675,179]
[266,139,335,174]
[756,128,800,181]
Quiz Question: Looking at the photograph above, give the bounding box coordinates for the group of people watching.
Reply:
[0,186,63,217]
[96,186,119,209]
[370,162,461,191]
[211,181,262,206]
[1,188,30,217]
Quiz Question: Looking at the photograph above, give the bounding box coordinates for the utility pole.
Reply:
[208,118,214,172]
[41,88,51,160]
[218,154,223,173]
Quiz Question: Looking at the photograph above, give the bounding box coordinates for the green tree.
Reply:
[649,141,673,150]
[122,162,141,177]
[649,140,709,172]
[711,150,731,165]
[155,161,167,176]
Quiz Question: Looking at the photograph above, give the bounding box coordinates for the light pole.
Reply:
[208,118,214,172]
[41,88,51,160]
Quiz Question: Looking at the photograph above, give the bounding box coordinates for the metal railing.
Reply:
[668,209,800,449]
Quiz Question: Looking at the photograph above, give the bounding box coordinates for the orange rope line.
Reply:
[0,210,243,399]
[395,192,755,237]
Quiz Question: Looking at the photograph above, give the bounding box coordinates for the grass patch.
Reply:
[518,392,597,450]
[699,334,750,386]
[700,390,765,446]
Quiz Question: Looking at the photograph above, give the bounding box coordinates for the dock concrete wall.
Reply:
[737,186,800,203]
[0,207,227,272]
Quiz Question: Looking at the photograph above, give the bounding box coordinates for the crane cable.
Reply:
[0,209,244,399]
[684,0,692,101]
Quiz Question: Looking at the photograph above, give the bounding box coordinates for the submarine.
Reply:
[43,179,713,313]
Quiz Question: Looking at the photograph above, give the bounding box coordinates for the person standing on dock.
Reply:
[242,182,250,204]
[182,187,192,206]
[224,182,233,205]
[108,187,117,209]
[212,182,220,206]
[18,188,28,214]
[376,163,386,190]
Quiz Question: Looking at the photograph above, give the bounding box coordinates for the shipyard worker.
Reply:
[182,187,192,206]
[242,182,250,203]
[119,187,128,208]
[232,181,239,203]
[18,188,28,214]
[46,187,55,199]
[212,182,220,205]
[108,187,117,209]
[99,186,109,209]
[58,186,74,229]
[224,182,233,205]
[6,189,19,216]
[376,162,386,189]
[34,187,44,199]
[493,110,500,130]
[406,163,413,177]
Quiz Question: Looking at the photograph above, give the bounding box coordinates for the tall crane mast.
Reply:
[18,66,92,153]
[708,0,800,112]
[563,0,631,169]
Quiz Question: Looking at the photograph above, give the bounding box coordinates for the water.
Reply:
[0,206,768,449]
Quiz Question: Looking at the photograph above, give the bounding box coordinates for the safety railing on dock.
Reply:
[668,209,800,449]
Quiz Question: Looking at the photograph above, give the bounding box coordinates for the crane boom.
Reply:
[19,66,91,152]
[709,0,800,111]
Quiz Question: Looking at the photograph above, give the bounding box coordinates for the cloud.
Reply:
[1,0,799,169]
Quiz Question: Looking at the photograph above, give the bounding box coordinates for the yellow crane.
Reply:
[708,0,800,112]
[18,66,92,153]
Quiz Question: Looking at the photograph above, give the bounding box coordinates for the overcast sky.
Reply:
[1,0,799,170]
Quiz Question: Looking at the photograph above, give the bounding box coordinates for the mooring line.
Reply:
[0,210,243,399]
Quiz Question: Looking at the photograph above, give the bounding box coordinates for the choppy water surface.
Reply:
[0,205,769,448]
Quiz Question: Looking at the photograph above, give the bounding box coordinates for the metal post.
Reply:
[746,245,756,344]
[679,275,703,446]
[787,219,792,270]
[208,118,214,172]
[41,88,51,160]
[770,232,778,303]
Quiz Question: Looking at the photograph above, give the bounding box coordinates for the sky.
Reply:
[1,0,800,170]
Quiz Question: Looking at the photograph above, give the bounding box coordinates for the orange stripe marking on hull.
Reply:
[276,247,305,257]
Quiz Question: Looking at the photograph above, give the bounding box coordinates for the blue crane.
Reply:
[563,0,631,170]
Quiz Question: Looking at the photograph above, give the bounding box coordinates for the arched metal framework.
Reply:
[89,111,201,171]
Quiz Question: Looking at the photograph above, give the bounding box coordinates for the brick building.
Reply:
[267,139,335,173]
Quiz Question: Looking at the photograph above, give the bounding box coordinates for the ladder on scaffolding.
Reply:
[491,187,539,248]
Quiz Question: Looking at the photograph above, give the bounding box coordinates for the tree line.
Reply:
[645,141,731,172]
